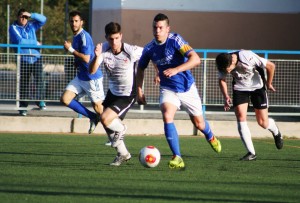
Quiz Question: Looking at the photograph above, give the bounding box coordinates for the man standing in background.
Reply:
[9,8,47,116]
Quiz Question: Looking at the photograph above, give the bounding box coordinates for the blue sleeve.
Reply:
[138,49,150,70]
[80,34,94,56]
[30,13,47,31]
[173,33,193,58]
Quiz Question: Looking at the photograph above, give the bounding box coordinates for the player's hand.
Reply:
[163,67,179,78]
[64,41,72,50]
[267,84,276,92]
[224,96,232,111]
[94,43,102,56]
[137,94,147,105]
[153,75,160,86]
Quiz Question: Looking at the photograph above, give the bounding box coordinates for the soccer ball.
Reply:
[139,146,161,168]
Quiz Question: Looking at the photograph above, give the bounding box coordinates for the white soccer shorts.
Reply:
[66,76,105,102]
[159,83,203,116]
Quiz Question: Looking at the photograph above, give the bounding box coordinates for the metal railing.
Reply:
[0,44,299,114]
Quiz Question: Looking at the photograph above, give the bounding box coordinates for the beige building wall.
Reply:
[91,0,300,53]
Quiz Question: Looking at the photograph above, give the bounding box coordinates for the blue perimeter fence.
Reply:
[0,44,300,115]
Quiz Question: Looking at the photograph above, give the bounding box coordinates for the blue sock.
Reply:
[201,120,214,141]
[164,122,181,156]
[68,99,96,120]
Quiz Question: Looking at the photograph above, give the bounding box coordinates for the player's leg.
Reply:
[61,77,98,121]
[83,77,105,134]
[101,92,135,166]
[251,88,283,149]
[102,108,131,166]
[102,108,130,166]
[233,90,256,160]
[190,115,222,153]
[235,103,256,160]
[101,91,135,148]
[180,83,221,153]
[159,88,184,169]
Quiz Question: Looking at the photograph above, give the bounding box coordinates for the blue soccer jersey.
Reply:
[138,33,195,93]
[72,29,102,81]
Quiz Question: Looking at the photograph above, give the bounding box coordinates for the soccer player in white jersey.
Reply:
[61,11,104,134]
[216,50,283,161]
[136,13,222,169]
[89,22,143,166]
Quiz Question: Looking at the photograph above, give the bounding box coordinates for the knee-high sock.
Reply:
[267,118,279,136]
[68,99,96,120]
[115,141,129,156]
[201,120,214,141]
[164,122,181,156]
[237,121,255,155]
[104,127,115,142]
[106,118,125,132]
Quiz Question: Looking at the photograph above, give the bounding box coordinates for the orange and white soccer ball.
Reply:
[139,146,161,168]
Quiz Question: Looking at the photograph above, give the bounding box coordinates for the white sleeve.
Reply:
[242,50,267,68]
[126,44,143,62]
[253,54,268,68]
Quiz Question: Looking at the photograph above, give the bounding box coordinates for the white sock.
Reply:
[106,118,125,132]
[115,141,129,156]
[104,127,115,142]
[237,121,256,155]
[267,118,279,136]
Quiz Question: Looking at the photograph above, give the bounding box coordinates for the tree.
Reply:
[0,0,90,54]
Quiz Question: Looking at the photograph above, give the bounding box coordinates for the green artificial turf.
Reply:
[0,133,299,203]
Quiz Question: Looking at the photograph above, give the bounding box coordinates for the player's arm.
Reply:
[265,60,276,92]
[153,63,160,86]
[218,77,232,111]
[136,66,147,105]
[163,50,201,78]
[64,41,90,64]
[29,12,47,28]
[89,43,103,74]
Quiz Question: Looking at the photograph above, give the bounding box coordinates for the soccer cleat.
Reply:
[19,110,27,116]
[88,115,100,134]
[105,141,112,146]
[273,131,283,150]
[208,136,222,153]
[111,124,127,147]
[110,153,131,166]
[240,152,257,161]
[168,155,185,169]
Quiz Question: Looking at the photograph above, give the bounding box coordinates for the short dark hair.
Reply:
[69,10,83,20]
[153,13,169,25]
[216,53,232,73]
[17,8,26,16]
[105,22,121,37]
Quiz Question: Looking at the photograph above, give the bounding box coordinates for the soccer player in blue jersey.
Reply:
[136,13,222,169]
[61,11,104,134]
